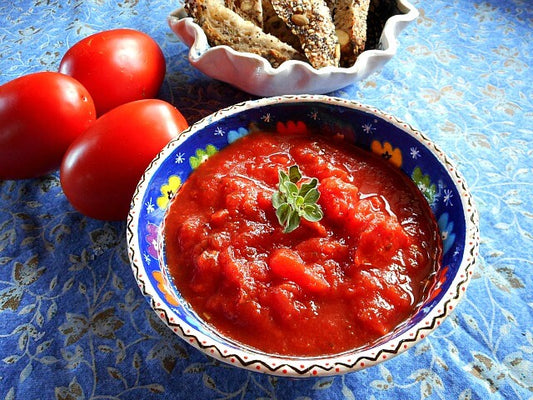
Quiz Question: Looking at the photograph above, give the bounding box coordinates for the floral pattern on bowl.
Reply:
[127,95,479,377]
[167,0,419,96]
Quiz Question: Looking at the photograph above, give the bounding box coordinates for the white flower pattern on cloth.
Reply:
[0,0,531,398]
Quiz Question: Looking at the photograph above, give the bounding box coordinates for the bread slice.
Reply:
[225,0,264,27]
[262,0,301,50]
[329,0,371,66]
[185,0,305,67]
[269,0,340,68]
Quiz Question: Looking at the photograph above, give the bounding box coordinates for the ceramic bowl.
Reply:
[127,95,479,377]
[167,0,418,96]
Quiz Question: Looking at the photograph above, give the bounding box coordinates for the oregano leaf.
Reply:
[276,203,292,226]
[303,204,324,222]
[272,165,323,233]
[299,178,318,197]
[303,187,320,204]
[288,165,302,183]
[272,191,284,208]
[285,212,301,233]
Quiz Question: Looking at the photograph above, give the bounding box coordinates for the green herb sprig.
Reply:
[272,165,324,233]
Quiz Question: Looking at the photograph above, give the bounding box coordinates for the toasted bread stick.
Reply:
[185,0,305,67]
[269,0,340,68]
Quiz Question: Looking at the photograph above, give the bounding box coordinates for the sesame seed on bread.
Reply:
[262,0,302,50]
[269,0,340,68]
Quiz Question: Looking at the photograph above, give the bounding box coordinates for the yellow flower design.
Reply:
[152,271,179,306]
[156,175,182,210]
[371,140,403,168]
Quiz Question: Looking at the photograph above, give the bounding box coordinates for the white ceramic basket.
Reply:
[168,0,419,96]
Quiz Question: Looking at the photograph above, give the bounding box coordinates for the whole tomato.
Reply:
[0,72,96,180]
[60,99,188,221]
[59,29,166,116]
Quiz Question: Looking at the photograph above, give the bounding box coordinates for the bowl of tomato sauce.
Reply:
[127,95,479,377]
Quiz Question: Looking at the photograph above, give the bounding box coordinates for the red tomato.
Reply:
[60,99,188,221]
[0,72,96,180]
[59,29,166,116]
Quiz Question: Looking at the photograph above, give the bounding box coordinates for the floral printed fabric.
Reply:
[0,0,531,399]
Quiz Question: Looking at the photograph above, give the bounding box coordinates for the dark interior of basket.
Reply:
[365,0,401,50]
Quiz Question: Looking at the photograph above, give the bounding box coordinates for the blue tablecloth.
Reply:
[1,0,532,399]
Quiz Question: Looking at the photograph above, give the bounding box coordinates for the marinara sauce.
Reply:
[164,131,442,356]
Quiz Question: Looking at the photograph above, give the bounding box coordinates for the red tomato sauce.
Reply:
[164,131,442,356]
